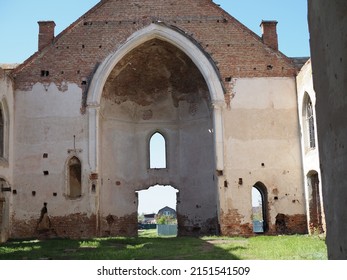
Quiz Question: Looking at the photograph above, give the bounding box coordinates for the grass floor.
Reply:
[0,230,327,260]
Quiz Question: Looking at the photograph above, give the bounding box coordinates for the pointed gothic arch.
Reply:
[302,92,316,150]
[0,98,9,161]
[66,156,82,199]
[86,23,225,173]
[149,131,167,169]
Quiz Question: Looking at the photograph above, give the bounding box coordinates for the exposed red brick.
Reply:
[177,214,219,236]
[274,213,308,235]
[220,209,253,236]
[11,0,296,96]
[100,213,138,237]
[10,213,97,239]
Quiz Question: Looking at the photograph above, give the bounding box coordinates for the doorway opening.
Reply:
[252,182,268,233]
[137,185,179,237]
[307,171,324,234]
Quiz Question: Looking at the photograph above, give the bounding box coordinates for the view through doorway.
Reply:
[252,184,267,233]
[137,185,178,236]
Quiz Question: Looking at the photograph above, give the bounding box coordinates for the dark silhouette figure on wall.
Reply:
[37,202,51,232]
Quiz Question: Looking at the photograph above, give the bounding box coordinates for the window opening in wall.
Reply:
[136,185,178,237]
[252,183,268,233]
[149,132,166,169]
[0,200,3,226]
[41,70,49,77]
[68,156,82,198]
[307,171,324,234]
[304,94,316,149]
[0,107,3,158]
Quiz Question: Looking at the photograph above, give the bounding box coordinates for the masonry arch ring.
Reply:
[86,23,225,171]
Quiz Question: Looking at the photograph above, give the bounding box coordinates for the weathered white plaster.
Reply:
[221,77,306,230]
[12,82,94,220]
[0,67,14,242]
[296,59,325,233]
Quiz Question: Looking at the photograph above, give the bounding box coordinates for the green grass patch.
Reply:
[0,230,327,260]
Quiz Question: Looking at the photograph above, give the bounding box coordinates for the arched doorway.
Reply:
[252,182,268,233]
[307,171,323,234]
[0,178,10,243]
[88,24,224,236]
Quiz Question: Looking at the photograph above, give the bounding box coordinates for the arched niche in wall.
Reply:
[66,156,82,199]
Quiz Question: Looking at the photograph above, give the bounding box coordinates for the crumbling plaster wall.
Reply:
[0,67,14,181]
[296,59,325,234]
[99,102,217,236]
[8,0,307,238]
[11,83,97,238]
[220,77,307,235]
[0,67,14,242]
[98,39,218,236]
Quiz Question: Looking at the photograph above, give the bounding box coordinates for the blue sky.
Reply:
[0,0,309,63]
[0,0,309,214]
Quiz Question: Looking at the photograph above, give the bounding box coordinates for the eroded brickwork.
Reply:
[11,214,97,239]
[51,214,97,238]
[274,214,308,235]
[100,213,138,237]
[220,210,307,236]
[12,0,296,94]
[177,214,219,236]
[220,209,253,236]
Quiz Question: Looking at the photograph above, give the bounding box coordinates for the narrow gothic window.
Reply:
[306,98,316,148]
[68,157,82,198]
[149,132,167,169]
[0,107,3,158]
[303,93,316,150]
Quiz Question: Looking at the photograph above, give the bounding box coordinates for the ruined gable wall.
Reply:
[9,0,301,238]
[12,0,296,93]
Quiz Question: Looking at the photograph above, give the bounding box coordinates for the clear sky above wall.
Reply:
[0,0,309,63]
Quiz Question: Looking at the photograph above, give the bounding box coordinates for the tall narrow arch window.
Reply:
[0,107,4,158]
[68,156,82,198]
[149,132,167,169]
[0,99,9,161]
[304,94,316,149]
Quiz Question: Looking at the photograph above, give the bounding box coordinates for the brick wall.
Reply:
[12,0,296,94]
[10,214,97,239]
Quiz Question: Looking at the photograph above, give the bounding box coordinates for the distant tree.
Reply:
[156,214,177,225]
[138,213,145,224]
